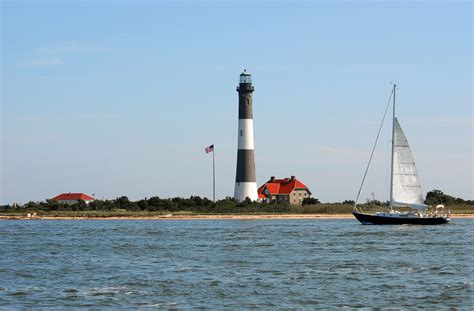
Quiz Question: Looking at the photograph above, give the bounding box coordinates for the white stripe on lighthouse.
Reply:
[237,119,255,150]
[234,182,258,202]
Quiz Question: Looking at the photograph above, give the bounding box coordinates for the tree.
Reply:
[425,189,457,206]
[114,196,133,209]
[137,199,148,210]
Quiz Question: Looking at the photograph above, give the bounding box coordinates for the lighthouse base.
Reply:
[234,182,258,202]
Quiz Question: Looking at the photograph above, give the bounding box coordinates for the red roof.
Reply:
[52,193,95,201]
[258,177,310,197]
[266,183,281,194]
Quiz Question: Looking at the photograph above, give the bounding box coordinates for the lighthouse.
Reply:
[234,70,258,201]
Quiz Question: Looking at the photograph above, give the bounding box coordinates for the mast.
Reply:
[389,83,396,210]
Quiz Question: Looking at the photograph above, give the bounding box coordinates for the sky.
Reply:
[1,0,472,205]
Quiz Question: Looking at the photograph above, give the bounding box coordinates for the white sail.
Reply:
[391,118,426,208]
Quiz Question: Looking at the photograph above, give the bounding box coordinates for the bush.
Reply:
[302,197,320,205]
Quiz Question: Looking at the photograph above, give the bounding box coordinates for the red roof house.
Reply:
[258,176,311,205]
[51,193,95,204]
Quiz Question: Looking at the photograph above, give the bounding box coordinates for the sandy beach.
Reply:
[1,214,473,220]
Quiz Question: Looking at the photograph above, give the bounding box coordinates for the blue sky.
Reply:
[1,1,472,205]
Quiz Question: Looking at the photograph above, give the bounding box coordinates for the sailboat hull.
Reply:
[352,211,450,225]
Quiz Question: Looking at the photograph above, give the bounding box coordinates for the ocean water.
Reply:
[0,219,472,309]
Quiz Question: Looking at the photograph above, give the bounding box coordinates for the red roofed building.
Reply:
[258,176,311,205]
[51,193,95,205]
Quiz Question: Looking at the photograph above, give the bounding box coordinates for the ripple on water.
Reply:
[7,291,29,297]
[0,219,472,309]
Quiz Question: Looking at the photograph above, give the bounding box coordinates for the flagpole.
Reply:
[212,144,216,202]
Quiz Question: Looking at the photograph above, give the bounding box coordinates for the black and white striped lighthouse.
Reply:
[234,70,258,201]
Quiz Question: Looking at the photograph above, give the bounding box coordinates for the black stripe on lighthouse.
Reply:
[236,150,256,182]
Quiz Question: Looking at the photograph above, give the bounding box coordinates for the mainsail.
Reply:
[391,118,426,208]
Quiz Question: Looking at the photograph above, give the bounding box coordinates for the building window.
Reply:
[247,99,250,105]
[240,130,243,136]
[299,193,301,196]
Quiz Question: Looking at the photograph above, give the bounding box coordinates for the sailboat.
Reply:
[352,84,450,225]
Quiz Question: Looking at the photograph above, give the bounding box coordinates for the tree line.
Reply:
[424,189,473,206]
[0,189,471,213]
[1,196,294,213]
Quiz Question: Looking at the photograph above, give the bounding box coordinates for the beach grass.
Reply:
[1,203,472,218]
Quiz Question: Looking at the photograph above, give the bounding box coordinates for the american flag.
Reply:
[205,144,214,153]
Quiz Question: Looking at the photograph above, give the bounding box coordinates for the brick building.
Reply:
[257,176,311,205]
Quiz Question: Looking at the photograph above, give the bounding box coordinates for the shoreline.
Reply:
[1,214,473,220]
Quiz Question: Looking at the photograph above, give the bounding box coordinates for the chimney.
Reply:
[291,176,295,180]
[270,176,275,182]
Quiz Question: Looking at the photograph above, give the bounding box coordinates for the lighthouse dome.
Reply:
[239,69,252,83]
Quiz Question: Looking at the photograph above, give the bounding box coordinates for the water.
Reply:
[1,219,472,309]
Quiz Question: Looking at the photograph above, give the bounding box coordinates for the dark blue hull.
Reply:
[352,211,450,225]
